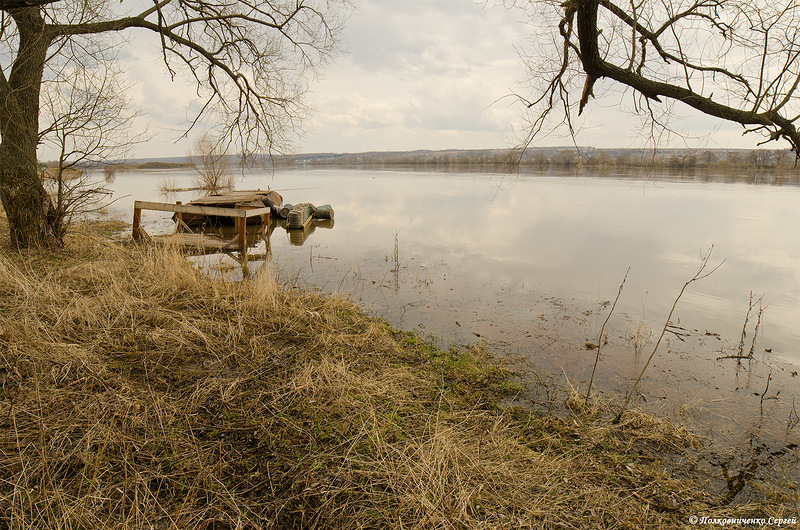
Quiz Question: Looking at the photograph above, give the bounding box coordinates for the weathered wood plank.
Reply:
[235,205,247,255]
[188,195,261,206]
[150,233,242,250]
[187,190,282,206]
[175,201,184,233]
[133,200,270,218]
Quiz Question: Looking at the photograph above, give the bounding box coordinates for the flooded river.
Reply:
[109,166,800,459]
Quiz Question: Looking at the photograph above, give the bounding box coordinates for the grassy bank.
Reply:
[0,223,791,528]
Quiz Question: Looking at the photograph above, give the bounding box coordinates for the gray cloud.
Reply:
[345,0,523,76]
[300,1,526,152]
[39,0,759,158]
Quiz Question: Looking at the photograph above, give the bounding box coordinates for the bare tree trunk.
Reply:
[0,7,59,247]
[0,149,58,248]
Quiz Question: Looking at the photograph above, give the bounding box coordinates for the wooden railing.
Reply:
[132,200,271,256]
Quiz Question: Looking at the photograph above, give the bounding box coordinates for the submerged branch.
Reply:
[614,247,722,423]
[586,267,629,405]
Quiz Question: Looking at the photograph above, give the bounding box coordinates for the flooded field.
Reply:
[109,166,800,463]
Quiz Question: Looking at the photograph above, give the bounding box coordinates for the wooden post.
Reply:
[175,201,183,233]
[235,204,249,278]
[132,207,141,241]
[235,205,247,255]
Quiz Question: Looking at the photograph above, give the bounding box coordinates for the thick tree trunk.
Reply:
[0,146,58,247]
[0,7,60,247]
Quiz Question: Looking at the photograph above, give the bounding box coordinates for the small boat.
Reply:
[175,189,283,227]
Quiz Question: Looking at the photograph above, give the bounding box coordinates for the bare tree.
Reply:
[513,0,800,157]
[38,54,147,239]
[189,131,234,194]
[0,0,350,247]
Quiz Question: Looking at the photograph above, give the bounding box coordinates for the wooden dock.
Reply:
[132,191,333,271]
[132,200,271,258]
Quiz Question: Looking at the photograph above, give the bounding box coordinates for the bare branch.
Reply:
[518,0,800,156]
[0,0,56,9]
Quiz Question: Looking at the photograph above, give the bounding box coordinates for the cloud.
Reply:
[42,0,769,158]
[345,0,520,75]
[300,1,527,152]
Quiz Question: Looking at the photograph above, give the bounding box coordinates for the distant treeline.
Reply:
[42,148,800,173]
[43,160,195,171]
[525,148,799,170]
[104,161,196,172]
[287,148,800,171]
[40,160,197,179]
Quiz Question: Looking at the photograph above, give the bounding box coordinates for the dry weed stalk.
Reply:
[586,267,629,405]
[736,291,765,360]
[633,293,652,360]
[614,248,722,423]
[717,292,767,363]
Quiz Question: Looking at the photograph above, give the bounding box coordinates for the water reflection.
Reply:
[199,216,334,250]
[107,167,800,457]
[153,209,334,279]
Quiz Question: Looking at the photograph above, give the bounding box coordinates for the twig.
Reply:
[748,301,765,358]
[760,371,772,416]
[788,397,799,432]
[614,247,722,423]
[586,267,629,405]
[736,291,754,357]
[665,324,689,342]
[721,293,765,363]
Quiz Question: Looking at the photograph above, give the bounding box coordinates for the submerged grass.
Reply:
[0,219,793,528]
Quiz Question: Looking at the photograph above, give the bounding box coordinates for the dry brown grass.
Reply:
[0,220,789,528]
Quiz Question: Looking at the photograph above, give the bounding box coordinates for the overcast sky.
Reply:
[115,0,757,159]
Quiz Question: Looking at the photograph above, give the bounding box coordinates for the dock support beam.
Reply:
[132,207,141,241]
[175,201,184,233]
[235,204,247,258]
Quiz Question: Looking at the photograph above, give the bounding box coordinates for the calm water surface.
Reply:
[109,167,800,450]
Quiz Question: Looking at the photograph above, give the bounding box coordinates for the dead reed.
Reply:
[0,221,785,528]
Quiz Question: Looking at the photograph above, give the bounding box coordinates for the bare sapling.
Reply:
[38,58,147,240]
[738,291,755,356]
[788,398,799,433]
[760,370,774,416]
[190,131,235,194]
[158,132,236,196]
[614,248,722,423]
[586,267,629,405]
[748,301,766,359]
[717,292,766,362]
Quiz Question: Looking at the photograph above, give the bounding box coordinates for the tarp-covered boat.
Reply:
[176,189,283,227]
